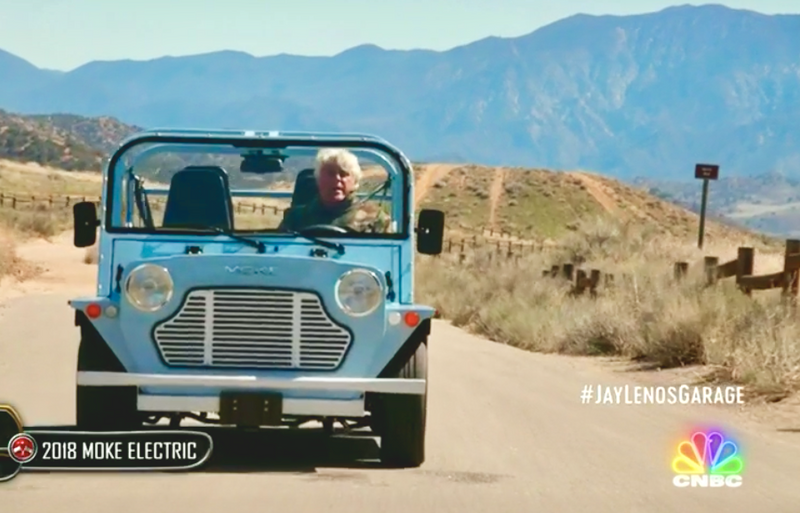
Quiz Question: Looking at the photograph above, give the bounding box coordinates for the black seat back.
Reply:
[162,166,234,231]
[290,168,319,207]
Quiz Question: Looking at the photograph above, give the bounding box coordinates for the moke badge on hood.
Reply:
[225,265,275,276]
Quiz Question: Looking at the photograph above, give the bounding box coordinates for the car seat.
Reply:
[162,166,234,231]
[290,168,319,208]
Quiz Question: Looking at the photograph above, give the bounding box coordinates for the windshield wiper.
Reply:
[211,227,267,253]
[286,230,345,255]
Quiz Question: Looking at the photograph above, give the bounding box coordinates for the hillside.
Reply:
[413,164,774,248]
[0,109,139,171]
[1,5,799,180]
[0,150,776,253]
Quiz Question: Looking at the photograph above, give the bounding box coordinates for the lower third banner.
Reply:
[8,430,213,471]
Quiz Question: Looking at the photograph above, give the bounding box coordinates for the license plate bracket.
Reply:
[219,391,283,427]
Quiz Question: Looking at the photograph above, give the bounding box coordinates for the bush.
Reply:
[0,227,39,282]
[0,204,70,238]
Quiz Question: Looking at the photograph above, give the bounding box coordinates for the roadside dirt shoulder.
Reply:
[0,232,95,305]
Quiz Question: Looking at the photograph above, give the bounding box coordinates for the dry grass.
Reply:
[0,226,17,280]
[417,217,800,397]
[0,159,102,197]
[0,159,96,240]
[0,204,72,239]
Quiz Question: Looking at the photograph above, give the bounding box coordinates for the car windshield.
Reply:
[107,137,405,237]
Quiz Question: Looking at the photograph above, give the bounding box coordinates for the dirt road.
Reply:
[2,238,800,511]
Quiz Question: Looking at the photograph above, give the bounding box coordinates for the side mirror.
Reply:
[73,201,99,248]
[416,209,445,255]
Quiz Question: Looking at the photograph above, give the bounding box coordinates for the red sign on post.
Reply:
[695,164,719,180]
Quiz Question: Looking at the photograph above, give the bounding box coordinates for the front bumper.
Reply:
[77,371,424,417]
[77,371,425,394]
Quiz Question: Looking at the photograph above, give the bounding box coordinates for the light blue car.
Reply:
[68,129,445,467]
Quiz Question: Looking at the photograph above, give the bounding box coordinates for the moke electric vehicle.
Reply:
[69,129,445,467]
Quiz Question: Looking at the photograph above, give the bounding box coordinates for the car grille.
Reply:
[153,288,352,370]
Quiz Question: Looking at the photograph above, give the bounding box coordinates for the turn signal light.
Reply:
[404,311,420,327]
[85,303,102,319]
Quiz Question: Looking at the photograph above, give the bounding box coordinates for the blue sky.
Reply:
[1,0,798,71]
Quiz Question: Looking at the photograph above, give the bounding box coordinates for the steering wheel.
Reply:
[301,224,354,234]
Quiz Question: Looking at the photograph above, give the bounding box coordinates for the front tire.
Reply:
[377,341,427,468]
[75,332,140,431]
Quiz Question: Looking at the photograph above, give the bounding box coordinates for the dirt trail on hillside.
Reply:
[414,164,459,204]
[488,167,506,229]
[567,171,619,214]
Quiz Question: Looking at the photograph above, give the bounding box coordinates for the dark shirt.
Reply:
[278,196,391,233]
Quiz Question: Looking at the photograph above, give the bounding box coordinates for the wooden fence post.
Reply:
[674,262,688,281]
[704,256,719,286]
[590,269,601,297]
[783,239,800,306]
[574,270,588,295]
[736,247,754,296]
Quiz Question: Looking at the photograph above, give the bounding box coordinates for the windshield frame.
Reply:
[103,133,411,240]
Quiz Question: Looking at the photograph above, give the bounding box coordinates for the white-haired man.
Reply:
[278,148,391,233]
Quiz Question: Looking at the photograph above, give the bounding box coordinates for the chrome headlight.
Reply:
[335,269,383,317]
[124,264,174,312]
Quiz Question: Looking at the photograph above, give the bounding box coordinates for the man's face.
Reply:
[317,162,356,206]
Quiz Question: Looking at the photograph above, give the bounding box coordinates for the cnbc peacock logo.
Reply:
[672,429,743,487]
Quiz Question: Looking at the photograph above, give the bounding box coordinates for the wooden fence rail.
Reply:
[1,190,553,251]
[673,239,800,302]
[0,192,98,209]
[441,237,562,262]
[0,191,289,216]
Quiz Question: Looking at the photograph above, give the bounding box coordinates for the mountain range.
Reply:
[1,4,799,181]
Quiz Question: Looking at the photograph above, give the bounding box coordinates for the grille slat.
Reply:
[153,288,352,370]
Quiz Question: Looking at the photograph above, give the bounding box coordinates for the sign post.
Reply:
[694,163,719,249]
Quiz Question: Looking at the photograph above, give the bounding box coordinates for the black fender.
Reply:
[377,318,430,378]
[75,310,127,372]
